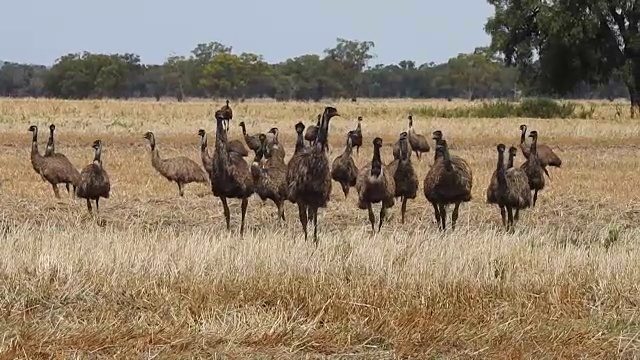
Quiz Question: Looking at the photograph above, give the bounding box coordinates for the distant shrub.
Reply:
[410,98,580,119]
[516,98,575,119]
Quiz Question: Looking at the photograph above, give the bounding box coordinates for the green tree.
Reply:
[200,53,246,98]
[324,38,375,99]
[485,0,640,114]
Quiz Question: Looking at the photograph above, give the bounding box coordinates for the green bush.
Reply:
[410,98,579,119]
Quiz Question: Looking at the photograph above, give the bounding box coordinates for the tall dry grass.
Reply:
[0,98,639,358]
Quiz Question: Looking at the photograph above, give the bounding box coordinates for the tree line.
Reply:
[0,36,631,102]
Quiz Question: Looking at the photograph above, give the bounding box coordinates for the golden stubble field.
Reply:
[1,98,640,358]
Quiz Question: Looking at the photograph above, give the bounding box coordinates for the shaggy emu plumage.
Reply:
[76,140,111,214]
[331,130,359,198]
[486,144,532,229]
[423,137,473,230]
[351,116,363,155]
[407,115,430,160]
[143,131,208,197]
[44,123,80,197]
[210,109,254,235]
[239,121,261,152]
[219,99,233,130]
[387,131,419,224]
[266,127,286,159]
[251,134,288,221]
[197,129,214,177]
[304,114,321,146]
[356,137,396,232]
[286,106,340,243]
[519,124,562,178]
[28,125,80,198]
[520,130,546,207]
[294,121,307,154]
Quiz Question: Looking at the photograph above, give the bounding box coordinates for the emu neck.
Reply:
[240,124,247,136]
[46,130,55,155]
[93,148,102,167]
[443,146,454,171]
[150,147,162,169]
[370,145,382,176]
[400,141,410,161]
[528,136,539,164]
[520,128,527,144]
[295,133,305,153]
[497,151,507,186]
[507,153,515,168]
[31,131,41,160]
[344,139,353,156]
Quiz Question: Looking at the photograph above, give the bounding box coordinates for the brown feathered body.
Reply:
[76,140,110,214]
[407,115,430,160]
[304,115,320,144]
[287,107,339,242]
[228,139,249,157]
[356,159,395,209]
[520,131,546,206]
[519,125,562,172]
[351,117,363,154]
[266,128,286,160]
[388,133,419,223]
[28,126,80,198]
[210,110,254,234]
[239,121,261,151]
[294,122,307,154]
[198,131,214,176]
[251,135,288,220]
[423,139,473,230]
[331,131,359,198]
[424,158,473,205]
[356,138,395,231]
[487,145,531,228]
[287,145,331,207]
[144,132,207,196]
[486,147,531,208]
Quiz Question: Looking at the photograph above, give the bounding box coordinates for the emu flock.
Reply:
[26,102,562,243]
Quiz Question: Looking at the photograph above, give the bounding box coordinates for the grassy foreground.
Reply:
[0,98,639,358]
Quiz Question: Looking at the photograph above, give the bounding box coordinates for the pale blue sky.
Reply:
[1,0,494,66]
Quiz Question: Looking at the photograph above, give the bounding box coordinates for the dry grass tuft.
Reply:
[1,98,640,358]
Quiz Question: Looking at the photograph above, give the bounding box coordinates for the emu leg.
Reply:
[65,183,71,195]
[438,204,447,231]
[52,184,61,199]
[96,198,100,215]
[431,202,441,228]
[451,202,461,230]
[500,206,506,228]
[86,199,92,213]
[378,205,387,232]
[533,190,539,207]
[415,151,421,160]
[507,206,514,231]
[220,197,231,230]
[543,167,551,180]
[178,182,184,197]
[515,208,520,221]
[401,197,408,224]
[240,198,248,235]
[277,200,285,221]
[297,203,308,241]
[341,183,349,198]
[309,206,319,244]
[367,204,375,232]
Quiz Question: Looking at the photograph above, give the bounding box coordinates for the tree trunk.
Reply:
[629,56,640,118]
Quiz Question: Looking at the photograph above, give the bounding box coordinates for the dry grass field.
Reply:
[1,98,640,358]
